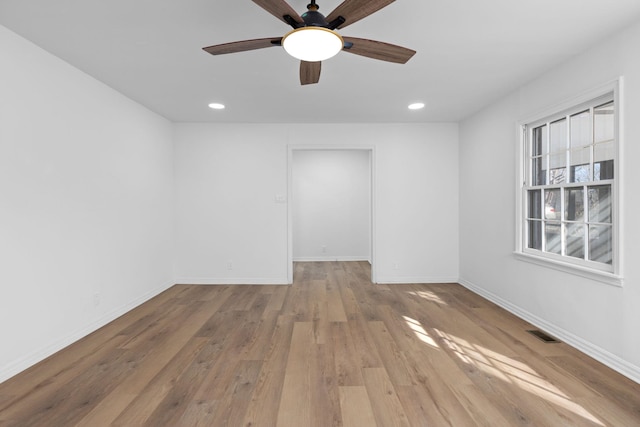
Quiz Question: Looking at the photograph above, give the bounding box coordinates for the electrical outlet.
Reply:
[392,262,400,270]
[93,293,101,307]
[227,261,233,270]
[321,245,327,253]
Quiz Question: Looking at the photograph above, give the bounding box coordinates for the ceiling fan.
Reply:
[202,0,416,85]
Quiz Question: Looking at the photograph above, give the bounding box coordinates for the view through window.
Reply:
[522,93,616,273]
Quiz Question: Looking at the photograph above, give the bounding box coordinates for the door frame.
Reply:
[287,145,377,283]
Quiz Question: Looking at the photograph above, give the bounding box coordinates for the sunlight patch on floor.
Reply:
[433,328,605,426]
[403,316,440,349]
[406,290,447,306]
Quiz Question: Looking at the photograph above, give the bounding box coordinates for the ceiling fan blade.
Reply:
[326,0,395,29]
[252,0,303,26]
[202,38,282,55]
[300,61,321,85]
[342,37,415,63]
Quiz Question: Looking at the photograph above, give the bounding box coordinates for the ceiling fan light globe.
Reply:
[282,27,343,62]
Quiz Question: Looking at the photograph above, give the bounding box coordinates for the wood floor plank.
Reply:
[117,338,222,426]
[276,321,313,427]
[73,392,138,427]
[327,286,348,322]
[362,367,411,427]
[399,352,484,427]
[330,321,365,387]
[396,384,457,427]
[367,320,414,386]
[241,314,294,427]
[239,308,281,361]
[372,304,505,426]
[263,284,289,313]
[219,285,259,312]
[309,343,342,427]
[204,359,263,426]
[332,267,360,319]
[1,347,140,426]
[174,399,218,427]
[339,386,377,427]
[84,296,229,423]
[325,263,347,322]
[0,334,129,415]
[191,313,265,403]
[448,383,514,427]
[280,279,309,321]
[346,315,383,369]
[1,262,639,426]
[548,354,640,418]
[579,394,640,426]
[110,305,242,425]
[308,279,329,344]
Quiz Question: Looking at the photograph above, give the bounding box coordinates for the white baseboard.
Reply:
[0,280,174,384]
[293,256,371,262]
[174,277,289,285]
[458,277,640,385]
[375,276,459,284]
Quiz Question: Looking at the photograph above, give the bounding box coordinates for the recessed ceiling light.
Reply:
[408,102,425,110]
[208,103,225,110]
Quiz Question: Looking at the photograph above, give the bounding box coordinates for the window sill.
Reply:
[513,252,623,287]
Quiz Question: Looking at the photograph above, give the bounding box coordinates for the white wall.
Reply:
[459,20,640,382]
[292,149,370,262]
[173,123,459,284]
[0,26,174,382]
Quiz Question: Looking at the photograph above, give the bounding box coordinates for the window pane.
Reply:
[594,159,614,181]
[566,223,585,259]
[588,185,612,223]
[550,118,567,153]
[528,220,542,250]
[589,225,612,264]
[570,164,590,183]
[532,158,545,185]
[569,146,590,182]
[550,152,565,168]
[570,146,590,165]
[545,188,560,220]
[532,125,546,156]
[545,222,562,254]
[570,110,590,148]
[594,141,614,181]
[594,123,614,181]
[594,140,614,162]
[594,102,614,143]
[549,153,566,184]
[565,188,584,221]
[528,190,542,219]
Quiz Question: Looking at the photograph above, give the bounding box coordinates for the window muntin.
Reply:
[523,96,615,273]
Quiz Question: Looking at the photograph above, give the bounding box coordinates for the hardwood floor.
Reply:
[1,261,639,426]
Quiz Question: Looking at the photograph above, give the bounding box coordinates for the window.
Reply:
[518,85,621,282]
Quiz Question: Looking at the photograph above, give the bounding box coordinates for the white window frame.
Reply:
[514,78,624,286]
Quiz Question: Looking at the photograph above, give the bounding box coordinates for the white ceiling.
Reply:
[2,0,640,123]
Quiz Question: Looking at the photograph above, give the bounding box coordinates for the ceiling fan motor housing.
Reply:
[302,10,329,27]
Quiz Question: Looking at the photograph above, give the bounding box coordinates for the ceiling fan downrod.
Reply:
[302,0,328,27]
[282,0,345,30]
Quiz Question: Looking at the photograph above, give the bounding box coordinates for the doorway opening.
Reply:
[287,146,376,283]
